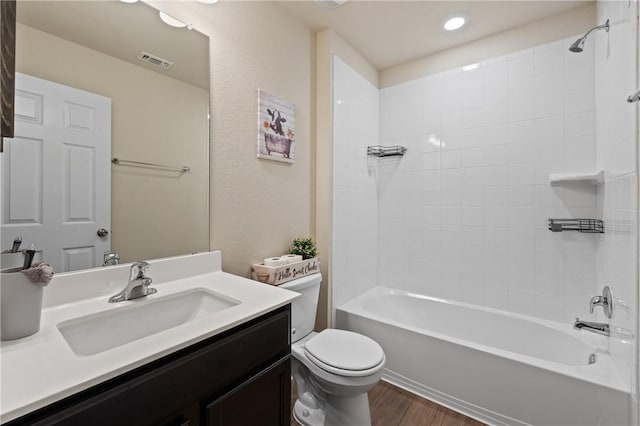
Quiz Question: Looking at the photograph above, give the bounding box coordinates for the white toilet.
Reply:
[280,273,385,426]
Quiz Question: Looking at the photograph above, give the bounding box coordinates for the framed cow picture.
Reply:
[257,89,295,163]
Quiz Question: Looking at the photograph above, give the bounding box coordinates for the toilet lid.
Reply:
[304,329,384,373]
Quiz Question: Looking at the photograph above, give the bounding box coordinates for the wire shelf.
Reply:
[548,219,604,233]
[367,145,407,157]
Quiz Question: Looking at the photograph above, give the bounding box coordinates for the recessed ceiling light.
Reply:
[197,0,218,3]
[443,16,466,31]
[159,11,187,28]
[120,0,138,3]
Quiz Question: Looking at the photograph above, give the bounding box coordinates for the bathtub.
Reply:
[335,287,630,426]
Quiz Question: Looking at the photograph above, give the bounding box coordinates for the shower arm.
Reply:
[580,19,610,41]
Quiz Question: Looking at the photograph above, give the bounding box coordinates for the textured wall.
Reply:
[151,1,315,278]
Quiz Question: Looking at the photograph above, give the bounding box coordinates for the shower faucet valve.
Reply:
[589,286,613,319]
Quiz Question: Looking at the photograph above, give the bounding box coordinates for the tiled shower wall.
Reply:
[378,38,601,323]
[595,0,639,404]
[332,56,379,309]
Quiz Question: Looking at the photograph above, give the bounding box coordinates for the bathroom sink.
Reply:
[57,289,240,356]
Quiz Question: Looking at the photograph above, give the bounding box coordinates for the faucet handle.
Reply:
[589,286,613,319]
[130,261,150,280]
[589,295,603,313]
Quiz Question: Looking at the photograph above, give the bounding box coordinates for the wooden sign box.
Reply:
[251,257,320,286]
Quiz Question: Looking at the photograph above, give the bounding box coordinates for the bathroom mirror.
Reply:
[2,0,210,272]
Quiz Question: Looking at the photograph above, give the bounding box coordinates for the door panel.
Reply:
[1,73,111,272]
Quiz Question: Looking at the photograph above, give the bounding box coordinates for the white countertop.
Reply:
[0,251,298,423]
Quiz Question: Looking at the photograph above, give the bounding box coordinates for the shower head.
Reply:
[569,37,586,53]
[569,19,609,53]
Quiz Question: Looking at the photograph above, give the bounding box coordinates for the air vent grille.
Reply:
[136,51,173,70]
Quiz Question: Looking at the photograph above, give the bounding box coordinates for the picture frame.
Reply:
[257,89,295,163]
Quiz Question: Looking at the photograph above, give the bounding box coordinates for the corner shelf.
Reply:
[549,171,604,185]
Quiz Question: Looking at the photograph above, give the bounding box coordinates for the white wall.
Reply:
[332,57,379,310]
[148,1,314,279]
[378,37,600,323]
[594,0,639,412]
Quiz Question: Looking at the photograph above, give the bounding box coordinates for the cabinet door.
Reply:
[205,357,291,426]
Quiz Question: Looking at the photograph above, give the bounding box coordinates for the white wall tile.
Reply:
[371,28,633,337]
[332,57,380,309]
[535,70,565,96]
[535,93,564,119]
[564,88,595,115]
[565,111,595,138]
[482,124,509,146]
[565,64,594,91]
[535,116,564,140]
[483,102,508,126]
[484,57,508,82]
[461,167,484,187]
[509,100,534,122]
[509,77,535,101]
[508,120,535,143]
[484,81,508,105]
[535,42,564,74]
[509,53,535,79]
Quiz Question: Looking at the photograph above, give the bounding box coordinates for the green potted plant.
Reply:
[290,236,318,260]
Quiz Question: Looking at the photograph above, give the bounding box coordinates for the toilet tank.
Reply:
[279,273,321,343]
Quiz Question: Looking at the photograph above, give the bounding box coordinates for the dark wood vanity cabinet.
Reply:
[6,305,291,426]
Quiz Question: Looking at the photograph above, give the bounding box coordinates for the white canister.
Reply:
[1,269,44,340]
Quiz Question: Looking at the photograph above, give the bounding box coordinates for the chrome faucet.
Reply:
[103,251,120,267]
[108,261,157,303]
[574,318,610,336]
[590,285,614,318]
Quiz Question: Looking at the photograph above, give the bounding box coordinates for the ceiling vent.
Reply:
[315,0,349,10]
[136,51,173,70]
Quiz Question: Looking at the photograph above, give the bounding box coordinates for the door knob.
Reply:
[97,228,109,237]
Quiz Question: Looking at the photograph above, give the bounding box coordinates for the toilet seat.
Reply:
[304,329,385,377]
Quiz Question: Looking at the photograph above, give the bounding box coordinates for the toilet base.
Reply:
[293,399,325,426]
[293,393,372,426]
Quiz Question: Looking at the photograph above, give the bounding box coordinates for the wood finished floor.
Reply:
[291,380,485,426]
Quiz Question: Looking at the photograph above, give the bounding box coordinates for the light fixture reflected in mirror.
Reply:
[159,11,188,28]
[443,14,467,31]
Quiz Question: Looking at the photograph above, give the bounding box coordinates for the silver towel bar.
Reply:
[112,158,191,173]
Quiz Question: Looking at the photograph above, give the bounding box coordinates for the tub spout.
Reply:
[573,318,610,336]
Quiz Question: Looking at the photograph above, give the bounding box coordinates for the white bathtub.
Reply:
[335,287,630,426]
